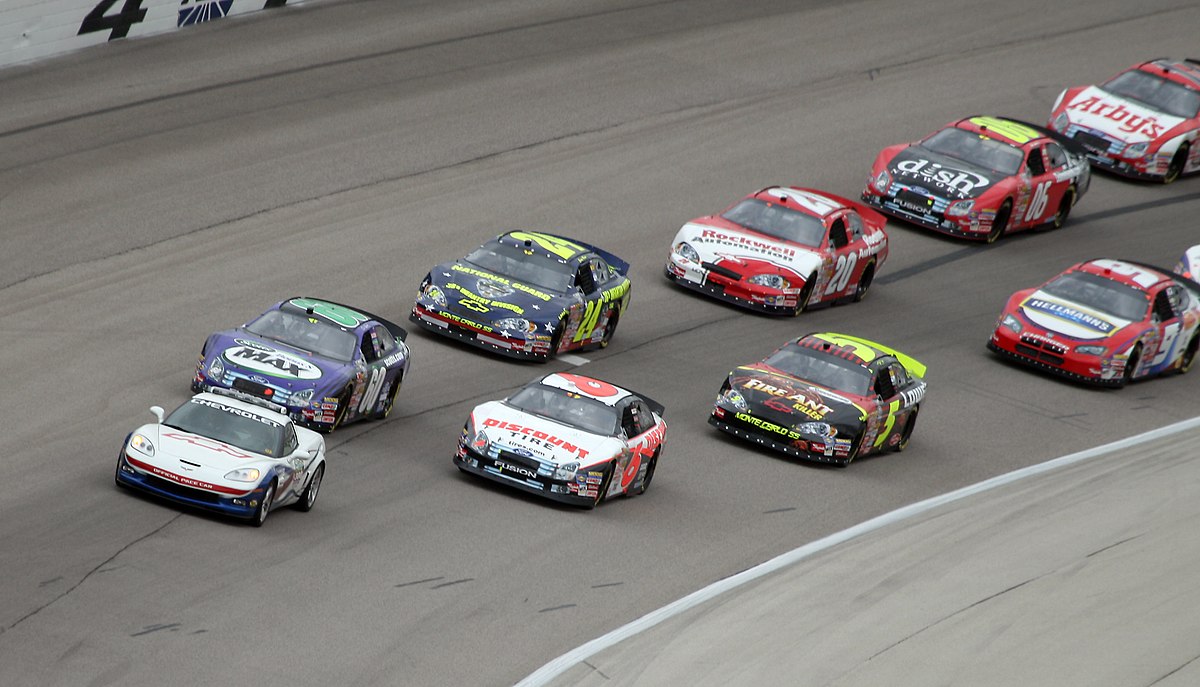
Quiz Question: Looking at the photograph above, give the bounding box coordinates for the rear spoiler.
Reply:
[289,296,408,342]
[560,237,631,277]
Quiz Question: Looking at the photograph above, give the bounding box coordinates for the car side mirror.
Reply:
[150,406,165,423]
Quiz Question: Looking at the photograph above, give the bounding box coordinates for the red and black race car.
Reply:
[710,332,927,467]
[988,258,1200,387]
[861,116,1090,243]
[665,186,888,315]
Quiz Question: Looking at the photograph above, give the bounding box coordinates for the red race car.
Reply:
[861,116,1090,243]
[665,186,888,316]
[988,258,1200,387]
[1048,58,1200,184]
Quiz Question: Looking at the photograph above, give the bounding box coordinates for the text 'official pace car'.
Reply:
[456,372,666,508]
[988,258,1200,386]
[193,297,411,432]
[665,186,888,315]
[116,390,327,526]
[862,115,1090,243]
[411,231,631,361]
[711,333,926,467]
[1049,58,1200,183]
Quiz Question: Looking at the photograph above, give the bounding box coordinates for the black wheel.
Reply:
[1164,143,1188,184]
[374,374,402,420]
[597,310,619,349]
[1117,344,1142,388]
[1179,335,1199,375]
[852,263,875,303]
[546,318,566,361]
[634,450,659,495]
[794,273,817,315]
[294,465,324,512]
[986,201,1011,244]
[1048,187,1075,231]
[251,480,276,527]
[896,407,919,452]
[586,463,614,509]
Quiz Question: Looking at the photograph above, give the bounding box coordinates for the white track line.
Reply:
[557,354,590,366]
[517,414,1200,686]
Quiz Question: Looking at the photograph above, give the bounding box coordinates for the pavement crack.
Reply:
[6,515,181,632]
[1147,651,1200,685]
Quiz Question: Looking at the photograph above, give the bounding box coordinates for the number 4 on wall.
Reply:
[78,0,148,40]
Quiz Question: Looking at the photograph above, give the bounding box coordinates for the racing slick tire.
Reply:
[634,449,659,496]
[586,462,615,509]
[1164,143,1188,184]
[794,273,817,315]
[1178,335,1199,375]
[1117,344,1142,388]
[896,406,919,452]
[294,464,324,512]
[986,201,1011,244]
[597,310,619,350]
[251,479,277,527]
[1046,187,1075,231]
[852,263,875,303]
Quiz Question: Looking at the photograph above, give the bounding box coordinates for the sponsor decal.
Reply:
[493,460,538,479]
[477,280,514,299]
[694,229,796,260]
[451,264,553,301]
[741,378,835,419]
[1067,95,1166,138]
[445,281,525,315]
[382,350,406,367]
[1024,299,1116,334]
[189,398,282,427]
[899,383,926,407]
[894,159,991,198]
[735,412,804,441]
[482,418,590,459]
[224,340,322,380]
[162,432,255,459]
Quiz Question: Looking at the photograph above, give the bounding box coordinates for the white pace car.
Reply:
[455,372,666,508]
[1178,245,1200,280]
[116,390,326,526]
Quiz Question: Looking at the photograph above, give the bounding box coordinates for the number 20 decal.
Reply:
[825,253,858,295]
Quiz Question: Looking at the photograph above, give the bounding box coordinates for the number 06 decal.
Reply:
[558,373,619,398]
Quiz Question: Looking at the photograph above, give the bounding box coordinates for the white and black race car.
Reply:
[116,390,327,526]
[455,372,666,508]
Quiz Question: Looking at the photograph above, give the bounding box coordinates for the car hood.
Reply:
[887,146,1001,200]
[126,423,275,494]
[672,221,823,280]
[206,331,354,390]
[1018,291,1134,341]
[1063,86,1186,144]
[727,364,867,428]
[424,261,571,325]
[471,401,621,467]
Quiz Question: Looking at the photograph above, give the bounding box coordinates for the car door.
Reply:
[866,361,908,455]
[353,325,391,417]
[570,257,620,347]
[619,399,662,492]
[1147,284,1185,369]
[279,424,304,501]
[1017,144,1062,227]
[821,213,873,300]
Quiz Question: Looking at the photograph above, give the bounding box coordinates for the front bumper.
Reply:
[708,412,852,466]
[860,190,994,241]
[453,443,602,506]
[987,328,1123,387]
[116,451,262,519]
[664,264,799,315]
[410,304,552,361]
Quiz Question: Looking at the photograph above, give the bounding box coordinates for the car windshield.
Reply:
[720,199,826,247]
[761,344,872,396]
[464,242,575,292]
[1041,271,1149,321]
[245,309,358,362]
[1103,70,1200,119]
[506,384,618,436]
[921,127,1024,175]
[165,398,285,457]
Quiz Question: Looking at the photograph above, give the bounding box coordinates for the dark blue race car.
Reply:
[192,297,411,431]
[410,231,632,361]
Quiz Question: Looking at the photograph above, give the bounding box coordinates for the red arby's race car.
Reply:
[1048,58,1200,184]
[664,186,888,316]
[988,258,1200,387]
[861,116,1090,243]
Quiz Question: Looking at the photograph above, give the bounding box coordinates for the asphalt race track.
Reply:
[1,1,1198,685]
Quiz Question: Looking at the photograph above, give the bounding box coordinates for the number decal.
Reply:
[508,232,585,261]
[558,373,620,398]
[968,117,1040,144]
[79,0,148,40]
[825,253,858,295]
[458,298,489,313]
[289,298,370,328]
[1024,181,1050,222]
[1091,260,1160,289]
[359,368,386,414]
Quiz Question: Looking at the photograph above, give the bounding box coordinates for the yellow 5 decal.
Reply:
[811,333,879,363]
[573,280,631,343]
[508,232,586,261]
[874,399,900,448]
[968,117,1040,145]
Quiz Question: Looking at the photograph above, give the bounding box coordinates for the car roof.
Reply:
[495,231,594,266]
[1077,259,1171,292]
[754,187,846,218]
[539,373,634,407]
[792,333,891,370]
[1138,59,1200,91]
[953,116,1049,148]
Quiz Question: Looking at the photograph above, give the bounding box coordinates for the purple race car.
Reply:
[192,297,411,432]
